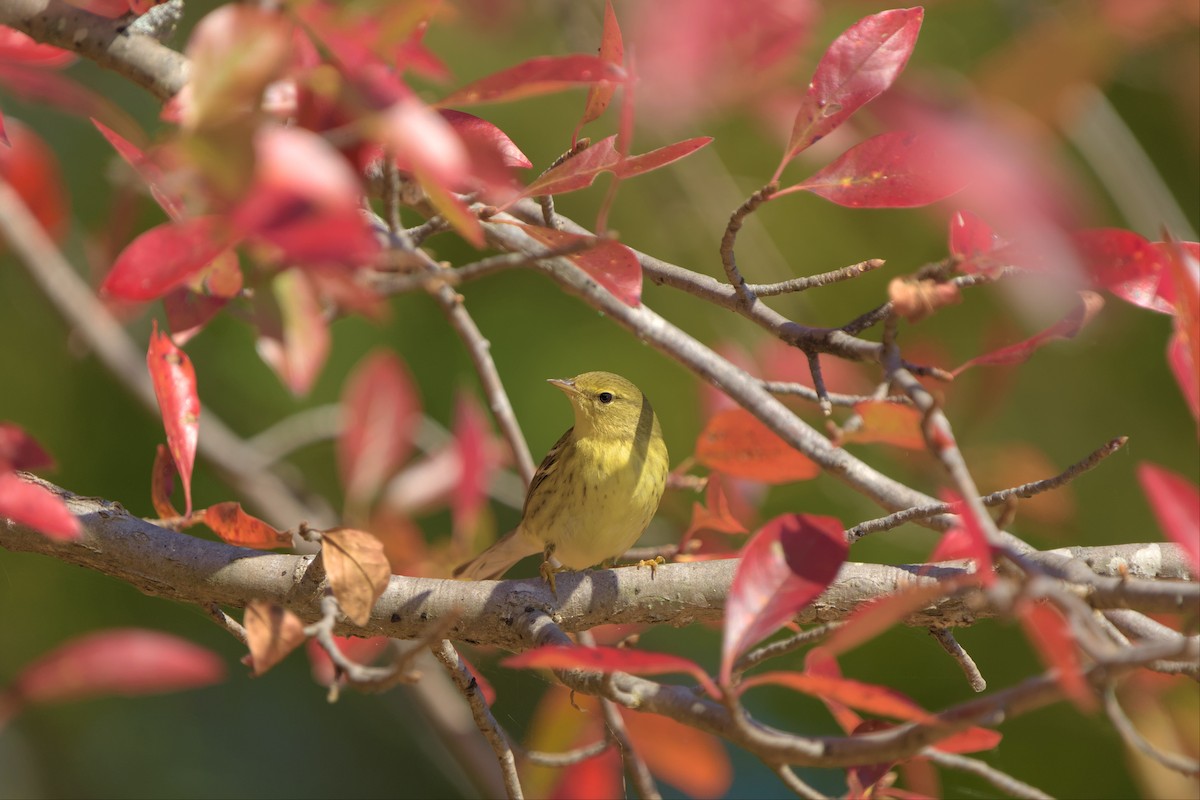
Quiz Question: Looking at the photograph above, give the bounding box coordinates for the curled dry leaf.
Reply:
[321,528,392,626]
[244,600,306,677]
[203,502,289,549]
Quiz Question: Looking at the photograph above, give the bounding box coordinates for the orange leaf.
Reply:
[203,502,289,549]
[321,527,392,626]
[244,600,306,676]
[1018,600,1096,712]
[680,474,748,549]
[742,671,939,724]
[695,408,819,483]
[622,709,733,799]
[841,402,927,450]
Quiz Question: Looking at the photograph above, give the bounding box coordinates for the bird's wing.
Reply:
[522,426,573,517]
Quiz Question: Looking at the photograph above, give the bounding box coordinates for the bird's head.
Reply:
[548,371,657,441]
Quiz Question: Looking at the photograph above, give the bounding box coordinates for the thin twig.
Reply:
[431,639,525,800]
[806,351,832,417]
[735,623,843,673]
[923,750,1055,800]
[847,437,1128,541]
[748,259,885,297]
[929,628,986,692]
[206,602,248,645]
[774,764,831,800]
[762,381,911,408]
[1104,685,1200,776]
[516,738,611,767]
[720,183,777,304]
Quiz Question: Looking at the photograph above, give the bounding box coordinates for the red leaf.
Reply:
[91,118,184,221]
[948,209,1000,271]
[149,443,179,519]
[1075,228,1173,314]
[441,54,625,106]
[1137,463,1200,574]
[1164,240,1200,423]
[929,490,995,586]
[162,251,243,347]
[0,26,74,67]
[147,322,199,516]
[0,118,67,238]
[694,408,820,484]
[1169,332,1199,423]
[550,746,623,800]
[503,645,720,699]
[10,628,224,707]
[255,269,331,397]
[803,650,863,734]
[0,471,80,540]
[1018,601,1096,712]
[522,134,711,197]
[0,62,135,136]
[337,351,421,506]
[452,392,491,536]
[511,222,642,307]
[784,131,966,208]
[622,708,734,799]
[376,96,471,193]
[841,401,926,450]
[823,583,960,657]
[952,291,1104,375]
[203,502,289,549]
[720,514,848,684]
[0,422,54,472]
[780,7,924,167]
[741,671,938,724]
[935,726,1003,754]
[102,217,233,302]
[579,0,625,129]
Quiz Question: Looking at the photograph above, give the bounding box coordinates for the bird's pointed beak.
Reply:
[547,377,577,395]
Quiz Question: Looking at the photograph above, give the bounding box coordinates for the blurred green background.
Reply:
[1,0,1197,798]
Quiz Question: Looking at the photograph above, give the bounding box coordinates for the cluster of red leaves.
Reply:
[0,423,79,541]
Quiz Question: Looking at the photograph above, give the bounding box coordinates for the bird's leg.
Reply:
[539,543,571,597]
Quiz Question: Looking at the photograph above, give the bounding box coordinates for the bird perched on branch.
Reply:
[453,371,669,594]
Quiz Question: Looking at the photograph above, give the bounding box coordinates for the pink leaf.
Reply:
[1018,601,1096,712]
[442,54,625,106]
[9,628,224,709]
[440,109,531,170]
[162,251,243,347]
[522,135,711,198]
[452,392,492,536]
[1137,463,1200,574]
[1075,228,1173,314]
[953,291,1104,375]
[721,514,848,684]
[0,422,54,472]
[511,222,642,307]
[780,7,924,168]
[783,130,966,208]
[579,0,625,129]
[0,471,80,540]
[337,351,421,506]
[930,490,995,586]
[147,321,199,516]
[1169,332,1199,423]
[102,217,233,302]
[0,26,75,67]
[503,645,720,699]
[91,118,184,221]
[254,269,330,396]
[948,209,1000,270]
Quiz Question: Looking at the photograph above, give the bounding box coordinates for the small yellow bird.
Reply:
[453,371,669,590]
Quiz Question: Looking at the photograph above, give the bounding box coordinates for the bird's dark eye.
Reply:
[598,391,614,404]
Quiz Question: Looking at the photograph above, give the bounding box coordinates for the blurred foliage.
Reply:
[1,0,1197,798]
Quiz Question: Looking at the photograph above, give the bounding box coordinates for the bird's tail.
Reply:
[452,528,540,581]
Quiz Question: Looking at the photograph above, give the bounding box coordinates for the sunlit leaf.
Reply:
[146,322,199,516]
[102,217,233,302]
[1075,228,1173,314]
[203,502,289,549]
[782,131,966,208]
[721,514,847,684]
[322,527,392,626]
[781,7,924,167]
[695,408,820,484]
[680,474,748,551]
